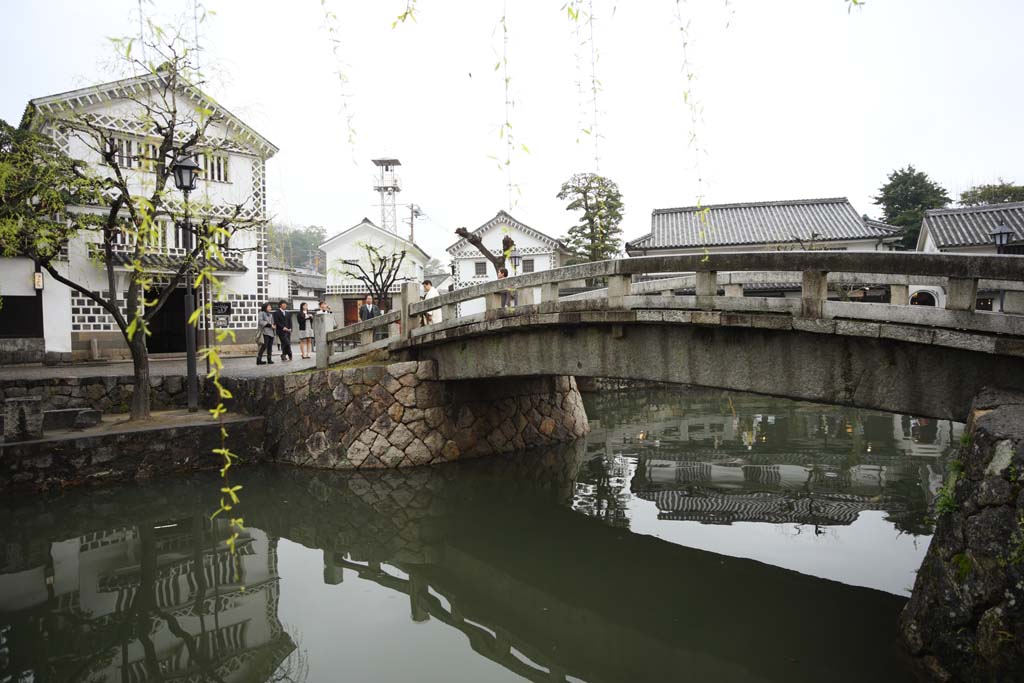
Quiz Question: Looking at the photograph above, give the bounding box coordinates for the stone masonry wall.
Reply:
[899,388,1024,681]
[0,375,197,414]
[215,360,589,469]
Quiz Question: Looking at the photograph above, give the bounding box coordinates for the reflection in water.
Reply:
[575,389,961,538]
[0,388,943,682]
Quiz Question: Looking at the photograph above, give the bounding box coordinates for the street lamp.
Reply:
[171,153,202,413]
[509,248,522,274]
[990,223,1014,255]
[448,261,456,292]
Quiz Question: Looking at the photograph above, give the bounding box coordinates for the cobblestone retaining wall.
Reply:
[0,375,197,413]
[0,416,265,493]
[216,361,589,469]
[900,388,1024,681]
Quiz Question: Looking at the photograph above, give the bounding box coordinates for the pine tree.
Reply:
[556,173,625,263]
[873,165,950,249]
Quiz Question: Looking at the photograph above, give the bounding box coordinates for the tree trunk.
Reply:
[455,227,506,273]
[129,333,152,420]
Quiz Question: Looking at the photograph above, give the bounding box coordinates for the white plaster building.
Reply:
[0,71,277,362]
[446,210,571,316]
[914,202,1024,311]
[320,218,431,326]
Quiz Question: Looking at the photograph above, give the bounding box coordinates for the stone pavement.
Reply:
[0,354,317,381]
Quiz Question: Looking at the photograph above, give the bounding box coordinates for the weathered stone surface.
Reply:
[405,438,431,466]
[394,386,417,408]
[539,417,556,436]
[387,402,405,423]
[399,373,420,388]
[387,361,419,378]
[380,446,406,468]
[415,361,437,381]
[306,431,330,456]
[900,391,1024,681]
[389,423,415,450]
[332,383,352,403]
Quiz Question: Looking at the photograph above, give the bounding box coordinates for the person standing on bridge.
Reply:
[257,302,276,365]
[421,279,441,325]
[359,294,380,322]
[498,267,516,308]
[273,300,293,362]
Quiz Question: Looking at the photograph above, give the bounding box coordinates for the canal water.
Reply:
[0,386,959,682]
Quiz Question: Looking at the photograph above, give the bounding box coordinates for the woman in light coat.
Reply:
[257,302,276,365]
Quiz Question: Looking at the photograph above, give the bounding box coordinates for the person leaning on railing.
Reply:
[498,268,517,307]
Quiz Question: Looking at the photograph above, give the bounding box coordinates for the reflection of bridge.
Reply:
[315,252,1024,421]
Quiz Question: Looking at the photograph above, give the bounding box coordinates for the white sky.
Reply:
[3,0,1022,262]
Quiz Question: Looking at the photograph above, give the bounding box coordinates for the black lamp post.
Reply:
[448,261,456,292]
[171,154,201,413]
[509,248,522,275]
[990,223,1014,255]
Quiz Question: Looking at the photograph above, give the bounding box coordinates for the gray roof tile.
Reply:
[627,198,900,251]
[921,201,1024,249]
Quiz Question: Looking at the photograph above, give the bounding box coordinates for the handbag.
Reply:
[254,328,264,345]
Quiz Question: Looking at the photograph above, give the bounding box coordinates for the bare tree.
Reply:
[333,242,410,311]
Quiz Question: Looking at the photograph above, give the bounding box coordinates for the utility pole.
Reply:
[407,204,423,243]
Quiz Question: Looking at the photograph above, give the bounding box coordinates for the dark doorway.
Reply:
[146,287,194,353]
[0,295,43,338]
[910,291,937,306]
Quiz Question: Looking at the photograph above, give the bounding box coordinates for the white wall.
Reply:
[322,222,430,303]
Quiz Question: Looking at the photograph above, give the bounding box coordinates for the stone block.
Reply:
[415,361,438,381]
[415,383,446,408]
[332,383,352,404]
[388,402,405,423]
[5,397,44,442]
[879,324,934,345]
[932,330,996,354]
[751,315,792,330]
[73,409,102,430]
[399,373,420,388]
[793,318,836,335]
[394,386,417,407]
[405,438,432,466]
[835,320,881,338]
[387,361,419,378]
[389,423,415,449]
[381,446,406,468]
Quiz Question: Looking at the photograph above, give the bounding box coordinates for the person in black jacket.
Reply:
[358,294,380,321]
[273,300,293,361]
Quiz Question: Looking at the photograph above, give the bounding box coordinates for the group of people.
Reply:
[257,300,334,365]
[257,274,506,365]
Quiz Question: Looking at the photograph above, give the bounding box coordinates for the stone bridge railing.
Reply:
[316,251,1024,369]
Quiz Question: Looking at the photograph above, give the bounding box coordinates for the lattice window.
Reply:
[523,258,535,273]
[201,152,230,183]
[474,261,487,277]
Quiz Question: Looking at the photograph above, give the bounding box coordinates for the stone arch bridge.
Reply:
[316,252,1024,421]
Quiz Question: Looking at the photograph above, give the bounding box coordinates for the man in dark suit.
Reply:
[358,294,380,322]
[359,294,386,341]
[273,300,293,361]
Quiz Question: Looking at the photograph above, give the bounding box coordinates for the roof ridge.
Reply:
[652,197,850,215]
[926,201,1024,215]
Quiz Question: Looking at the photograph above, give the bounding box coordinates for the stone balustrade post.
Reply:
[801,270,829,318]
[695,270,717,310]
[485,291,504,311]
[542,282,560,303]
[360,330,373,346]
[723,283,744,298]
[314,314,328,369]
[890,284,910,306]
[607,274,632,309]
[946,277,978,311]
[1003,290,1024,315]
[443,302,458,322]
[400,282,420,340]
[518,287,535,305]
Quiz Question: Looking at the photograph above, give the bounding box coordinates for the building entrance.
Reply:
[145,287,194,353]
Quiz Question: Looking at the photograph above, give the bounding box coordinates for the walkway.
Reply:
[0,354,316,381]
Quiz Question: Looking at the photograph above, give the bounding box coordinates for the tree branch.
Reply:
[455,227,506,272]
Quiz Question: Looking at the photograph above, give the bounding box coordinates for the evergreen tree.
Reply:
[556,173,625,263]
[960,180,1024,206]
[873,165,950,249]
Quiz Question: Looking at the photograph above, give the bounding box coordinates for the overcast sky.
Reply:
[4,0,1022,262]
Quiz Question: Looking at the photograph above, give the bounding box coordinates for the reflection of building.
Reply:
[0,519,293,682]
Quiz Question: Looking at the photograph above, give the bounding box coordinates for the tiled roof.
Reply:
[289,272,326,291]
[626,198,901,252]
[920,202,1024,249]
[108,252,247,273]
